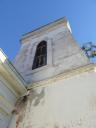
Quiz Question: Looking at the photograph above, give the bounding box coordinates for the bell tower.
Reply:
[14,17,89,84]
[11,18,96,128]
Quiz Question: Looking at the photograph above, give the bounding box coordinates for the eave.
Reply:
[0,49,27,97]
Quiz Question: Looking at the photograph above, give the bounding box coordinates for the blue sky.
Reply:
[0,0,96,60]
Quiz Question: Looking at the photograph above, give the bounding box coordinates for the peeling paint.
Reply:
[8,70,96,128]
[28,88,45,106]
[11,95,28,128]
[13,88,45,128]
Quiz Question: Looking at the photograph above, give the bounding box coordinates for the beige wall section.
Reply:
[14,18,90,84]
[13,69,96,128]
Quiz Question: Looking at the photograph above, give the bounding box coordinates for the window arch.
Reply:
[32,41,47,69]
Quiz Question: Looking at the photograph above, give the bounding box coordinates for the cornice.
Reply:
[20,17,70,43]
[28,64,96,89]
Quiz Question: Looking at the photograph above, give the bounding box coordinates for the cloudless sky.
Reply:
[0,0,96,61]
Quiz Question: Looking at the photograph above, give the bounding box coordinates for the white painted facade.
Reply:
[0,17,96,128]
[14,18,89,84]
[16,68,96,128]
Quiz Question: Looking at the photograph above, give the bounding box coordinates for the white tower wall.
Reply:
[14,18,89,84]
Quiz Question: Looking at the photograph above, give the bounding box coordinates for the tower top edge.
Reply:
[20,17,70,42]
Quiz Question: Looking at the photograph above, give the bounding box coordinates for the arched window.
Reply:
[32,41,47,69]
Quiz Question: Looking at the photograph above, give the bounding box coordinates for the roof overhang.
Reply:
[0,49,27,97]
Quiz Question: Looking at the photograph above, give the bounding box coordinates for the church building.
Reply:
[0,17,96,128]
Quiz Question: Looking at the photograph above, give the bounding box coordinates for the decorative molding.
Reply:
[20,17,70,43]
[28,64,96,89]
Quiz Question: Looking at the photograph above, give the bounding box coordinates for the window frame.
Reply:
[32,41,47,69]
[31,38,52,72]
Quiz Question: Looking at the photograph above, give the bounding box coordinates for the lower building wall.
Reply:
[11,70,96,128]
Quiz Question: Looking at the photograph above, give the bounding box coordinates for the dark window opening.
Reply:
[32,41,47,69]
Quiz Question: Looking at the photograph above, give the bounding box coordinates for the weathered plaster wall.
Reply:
[14,70,96,128]
[14,25,89,84]
[12,19,95,128]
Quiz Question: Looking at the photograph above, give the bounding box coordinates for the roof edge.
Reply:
[20,17,70,42]
[0,49,27,95]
